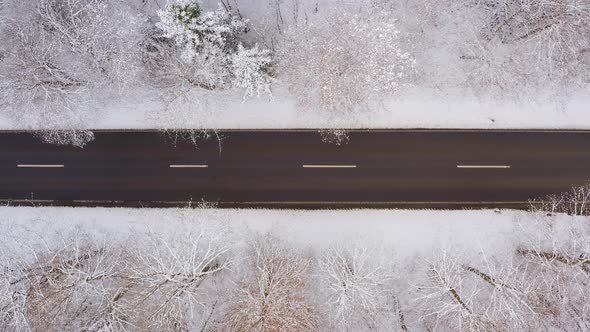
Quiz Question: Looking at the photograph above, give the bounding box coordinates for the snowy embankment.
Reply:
[0,206,519,258]
[2,88,589,130]
[85,91,590,130]
[2,206,589,331]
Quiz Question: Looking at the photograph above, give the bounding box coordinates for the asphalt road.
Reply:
[0,130,589,209]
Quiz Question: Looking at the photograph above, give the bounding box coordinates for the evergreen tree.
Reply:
[154,0,272,98]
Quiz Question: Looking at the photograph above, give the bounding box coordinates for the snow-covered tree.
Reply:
[11,232,132,331]
[279,7,415,116]
[318,241,396,330]
[225,234,318,331]
[516,208,590,330]
[145,0,273,104]
[453,0,590,100]
[0,248,30,331]
[0,22,92,146]
[0,215,235,332]
[416,250,495,332]
[379,0,590,102]
[0,0,144,146]
[231,43,272,99]
[124,223,233,331]
[464,255,538,331]
[479,0,590,66]
[156,0,246,62]
[530,183,590,216]
[36,0,137,85]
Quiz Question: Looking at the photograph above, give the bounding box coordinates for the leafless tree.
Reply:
[225,234,318,331]
[0,23,92,141]
[141,32,226,132]
[568,184,590,216]
[0,0,144,146]
[0,215,236,332]
[461,0,590,99]
[124,222,233,332]
[515,208,590,330]
[465,253,540,331]
[530,183,590,216]
[142,30,227,93]
[0,248,31,331]
[529,193,566,215]
[383,0,590,102]
[480,0,590,57]
[228,0,314,51]
[279,6,415,117]
[416,250,497,332]
[516,247,590,330]
[318,241,396,330]
[35,0,144,88]
[8,231,133,332]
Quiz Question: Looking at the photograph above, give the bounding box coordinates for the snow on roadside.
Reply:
[0,206,522,260]
[80,90,590,130]
[0,88,588,130]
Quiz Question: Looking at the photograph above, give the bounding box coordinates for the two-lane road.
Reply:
[0,130,589,208]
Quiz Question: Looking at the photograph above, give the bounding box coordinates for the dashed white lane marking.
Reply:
[17,164,64,168]
[302,164,357,168]
[457,165,511,169]
[169,164,208,168]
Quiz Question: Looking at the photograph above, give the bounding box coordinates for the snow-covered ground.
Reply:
[1,88,588,130]
[1,0,589,133]
[0,206,520,259]
[3,205,588,331]
[96,91,590,130]
[0,207,590,331]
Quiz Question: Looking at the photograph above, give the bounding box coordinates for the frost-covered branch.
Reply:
[530,183,590,216]
[318,241,395,329]
[279,7,415,116]
[0,0,143,146]
[225,234,318,331]
[415,250,495,331]
[145,0,273,108]
[124,222,233,331]
[18,232,131,331]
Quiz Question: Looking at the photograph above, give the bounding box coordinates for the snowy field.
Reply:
[2,205,590,331]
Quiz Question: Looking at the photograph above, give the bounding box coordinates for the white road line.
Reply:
[457,165,511,169]
[169,164,208,168]
[17,164,64,168]
[302,164,357,168]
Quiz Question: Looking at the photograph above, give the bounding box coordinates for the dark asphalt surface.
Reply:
[0,130,589,209]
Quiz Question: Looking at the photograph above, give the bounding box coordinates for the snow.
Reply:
[0,85,584,131]
[1,0,588,132]
[0,206,521,260]
[2,206,588,330]
[57,88,590,130]
[1,83,586,131]
[2,56,585,131]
